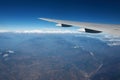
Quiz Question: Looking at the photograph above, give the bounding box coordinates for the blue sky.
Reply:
[0,0,120,30]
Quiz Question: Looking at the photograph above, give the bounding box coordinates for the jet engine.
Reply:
[56,23,72,27]
[85,28,102,33]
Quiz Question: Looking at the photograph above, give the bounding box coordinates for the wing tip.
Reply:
[38,18,51,21]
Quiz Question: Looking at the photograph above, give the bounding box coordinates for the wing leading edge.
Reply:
[39,18,120,36]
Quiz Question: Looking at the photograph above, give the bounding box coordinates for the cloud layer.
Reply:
[0,29,120,46]
[0,29,80,34]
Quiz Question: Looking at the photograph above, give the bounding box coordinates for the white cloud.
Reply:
[0,29,120,46]
[92,34,120,46]
[0,30,10,33]
[74,33,120,46]
[0,29,80,34]
[93,34,120,46]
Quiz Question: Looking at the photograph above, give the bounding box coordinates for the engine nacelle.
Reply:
[85,28,102,33]
[56,23,72,27]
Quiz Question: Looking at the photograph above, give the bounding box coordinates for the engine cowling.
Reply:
[56,23,72,27]
[85,28,102,33]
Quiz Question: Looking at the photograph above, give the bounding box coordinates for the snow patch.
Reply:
[7,50,14,54]
[89,52,94,57]
[74,45,80,49]
[3,54,9,57]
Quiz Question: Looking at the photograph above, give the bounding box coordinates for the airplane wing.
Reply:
[39,18,120,36]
